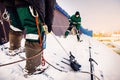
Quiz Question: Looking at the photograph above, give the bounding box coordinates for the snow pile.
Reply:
[0,33,120,80]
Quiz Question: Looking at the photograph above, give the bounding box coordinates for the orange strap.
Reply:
[35,16,45,66]
[41,52,45,66]
[35,16,42,46]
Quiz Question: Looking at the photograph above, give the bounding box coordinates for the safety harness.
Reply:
[34,9,46,66]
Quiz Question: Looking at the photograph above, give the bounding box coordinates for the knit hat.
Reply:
[75,11,80,15]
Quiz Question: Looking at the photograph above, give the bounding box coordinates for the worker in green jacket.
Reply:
[0,0,56,75]
[64,11,81,41]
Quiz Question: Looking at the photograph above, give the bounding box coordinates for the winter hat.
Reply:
[75,11,80,15]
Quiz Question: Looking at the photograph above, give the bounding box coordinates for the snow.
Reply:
[0,33,120,80]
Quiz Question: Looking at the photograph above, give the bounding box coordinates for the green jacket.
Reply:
[69,15,81,25]
[0,0,56,33]
[69,15,81,30]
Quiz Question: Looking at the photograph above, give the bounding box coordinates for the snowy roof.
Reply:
[55,4,70,19]
[55,4,93,37]
[0,33,120,80]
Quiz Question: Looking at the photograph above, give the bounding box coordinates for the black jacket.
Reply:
[0,0,28,7]
[0,0,56,32]
[25,0,56,32]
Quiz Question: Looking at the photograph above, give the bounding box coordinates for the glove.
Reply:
[77,22,81,25]
[47,25,52,33]
[72,22,77,24]
[43,25,48,34]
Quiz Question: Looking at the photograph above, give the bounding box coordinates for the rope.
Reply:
[45,60,67,72]
[0,49,43,67]
[0,49,67,73]
[51,32,69,56]
[51,32,101,80]
[0,34,101,80]
[79,70,100,80]
[0,53,100,80]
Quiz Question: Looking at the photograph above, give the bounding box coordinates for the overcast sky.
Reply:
[56,0,120,32]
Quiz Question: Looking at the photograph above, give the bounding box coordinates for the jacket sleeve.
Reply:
[45,0,56,32]
[69,15,77,24]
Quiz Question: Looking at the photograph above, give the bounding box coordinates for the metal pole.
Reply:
[89,46,94,80]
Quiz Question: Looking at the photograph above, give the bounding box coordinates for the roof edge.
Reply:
[55,4,70,19]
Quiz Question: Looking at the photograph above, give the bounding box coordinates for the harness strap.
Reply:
[34,11,45,66]
[35,16,42,46]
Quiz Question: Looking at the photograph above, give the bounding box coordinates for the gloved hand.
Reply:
[72,22,77,25]
[43,25,48,34]
[77,22,81,24]
[47,25,52,33]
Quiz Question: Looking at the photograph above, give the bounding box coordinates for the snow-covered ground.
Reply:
[102,41,120,55]
[0,33,120,80]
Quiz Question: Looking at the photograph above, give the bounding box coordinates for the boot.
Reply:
[76,30,80,41]
[25,41,42,74]
[9,29,23,50]
[64,30,71,38]
[64,26,73,38]
[6,29,24,56]
[77,34,80,41]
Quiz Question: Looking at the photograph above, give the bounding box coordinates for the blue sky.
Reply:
[56,0,120,32]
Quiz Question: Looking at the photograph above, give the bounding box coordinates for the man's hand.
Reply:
[43,25,48,34]
[72,22,77,24]
[77,22,81,25]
